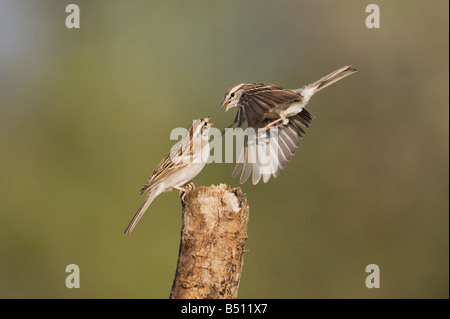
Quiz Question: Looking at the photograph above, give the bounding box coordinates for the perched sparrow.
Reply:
[124,117,213,234]
[221,65,357,184]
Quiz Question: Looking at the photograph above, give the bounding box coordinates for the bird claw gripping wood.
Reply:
[180,182,196,203]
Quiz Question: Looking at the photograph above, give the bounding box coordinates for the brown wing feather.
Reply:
[236,84,303,128]
[139,134,192,194]
[139,153,173,194]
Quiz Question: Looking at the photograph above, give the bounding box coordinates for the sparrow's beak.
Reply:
[209,122,214,127]
[205,116,213,127]
[221,100,233,112]
[221,99,230,109]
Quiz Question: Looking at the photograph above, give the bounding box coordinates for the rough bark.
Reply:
[170,184,249,299]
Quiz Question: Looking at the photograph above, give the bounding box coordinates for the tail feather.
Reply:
[124,188,160,235]
[313,65,357,92]
[297,65,357,102]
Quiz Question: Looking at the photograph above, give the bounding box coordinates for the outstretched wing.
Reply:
[232,108,314,185]
[233,84,303,128]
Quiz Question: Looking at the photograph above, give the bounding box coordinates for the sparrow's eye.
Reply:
[230,92,235,98]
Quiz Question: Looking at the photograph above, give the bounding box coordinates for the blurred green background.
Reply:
[0,0,448,299]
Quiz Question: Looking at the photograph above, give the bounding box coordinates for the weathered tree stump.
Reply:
[170,184,249,299]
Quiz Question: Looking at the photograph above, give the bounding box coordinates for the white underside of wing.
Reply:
[277,100,308,118]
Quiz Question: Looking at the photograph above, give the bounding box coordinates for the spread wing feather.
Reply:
[233,109,314,184]
[233,84,304,128]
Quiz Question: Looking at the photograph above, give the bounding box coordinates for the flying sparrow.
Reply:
[221,65,357,184]
[124,117,213,235]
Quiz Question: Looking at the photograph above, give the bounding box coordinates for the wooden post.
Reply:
[170,184,249,299]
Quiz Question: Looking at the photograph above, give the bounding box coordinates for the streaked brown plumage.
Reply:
[124,117,212,234]
[221,65,357,184]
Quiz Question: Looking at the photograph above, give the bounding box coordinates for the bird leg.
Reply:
[262,117,285,131]
[175,182,196,202]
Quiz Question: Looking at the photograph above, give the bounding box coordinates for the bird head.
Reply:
[191,116,213,141]
[221,83,245,111]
